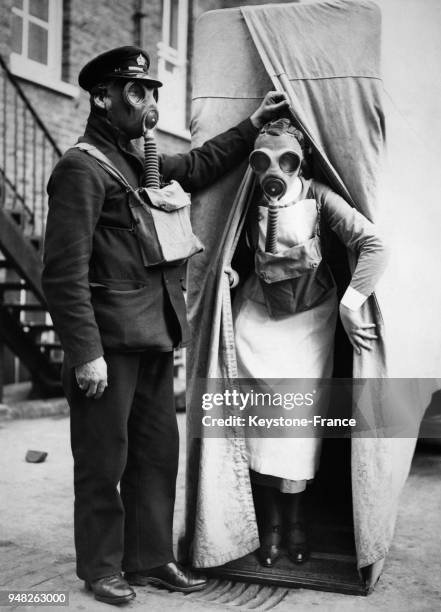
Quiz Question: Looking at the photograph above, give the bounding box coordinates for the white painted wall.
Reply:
[374,0,441,376]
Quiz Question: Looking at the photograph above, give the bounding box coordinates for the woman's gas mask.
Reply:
[249,122,305,253]
[249,125,304,202]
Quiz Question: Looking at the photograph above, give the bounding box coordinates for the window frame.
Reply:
[10,0,78,98]
[157,0,190,139]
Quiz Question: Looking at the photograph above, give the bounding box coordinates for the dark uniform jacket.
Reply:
[42,112,258,368]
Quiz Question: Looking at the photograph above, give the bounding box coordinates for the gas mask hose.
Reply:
[142,108,160,189]
[261,176,286,254]
[265,201,279,254]
[143,133,160,188]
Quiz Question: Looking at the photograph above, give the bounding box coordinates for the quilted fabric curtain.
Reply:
[184,0,420,573]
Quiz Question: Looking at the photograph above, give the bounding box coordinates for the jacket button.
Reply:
[311,262,318,268]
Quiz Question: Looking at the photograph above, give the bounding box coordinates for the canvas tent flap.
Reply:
[186,0,420,571]
[239,0,387,384]
[241,0,384,215]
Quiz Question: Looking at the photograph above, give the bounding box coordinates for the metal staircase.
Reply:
[0,55,62,397]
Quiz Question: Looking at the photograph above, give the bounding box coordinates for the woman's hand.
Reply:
[339,303,378,354]
[224,266,239,289]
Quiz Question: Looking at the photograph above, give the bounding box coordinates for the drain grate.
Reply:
[184,579,289,611]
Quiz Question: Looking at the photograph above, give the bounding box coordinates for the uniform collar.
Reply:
[79,112,144,169]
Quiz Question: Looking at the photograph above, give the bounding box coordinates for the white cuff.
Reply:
[341,286,368,311]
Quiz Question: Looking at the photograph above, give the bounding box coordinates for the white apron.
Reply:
[234,197,338,481]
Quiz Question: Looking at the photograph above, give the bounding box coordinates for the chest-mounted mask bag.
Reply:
[74,143,204,267]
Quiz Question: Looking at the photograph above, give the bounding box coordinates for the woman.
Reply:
[233,118,388,567]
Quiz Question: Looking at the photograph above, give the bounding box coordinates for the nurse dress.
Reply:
[233,177,386,487]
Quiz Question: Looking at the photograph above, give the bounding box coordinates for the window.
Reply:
[157,0,189,138]
[10,0,77,97]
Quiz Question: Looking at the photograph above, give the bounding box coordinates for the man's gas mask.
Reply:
[249,123,304,253]
[121,80,159,132]
[120,80,160,188]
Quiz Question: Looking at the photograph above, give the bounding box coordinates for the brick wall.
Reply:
[0,0,296,385]
[0,0,190,156]
[0,0,189,385]
[0,0,299,158]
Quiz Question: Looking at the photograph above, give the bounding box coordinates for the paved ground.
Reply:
[0,411,440,612]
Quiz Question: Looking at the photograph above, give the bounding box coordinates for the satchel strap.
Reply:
[73,142,135,194]
[308,181,329,258]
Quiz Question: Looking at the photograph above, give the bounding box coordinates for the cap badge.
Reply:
[136,54,147,66]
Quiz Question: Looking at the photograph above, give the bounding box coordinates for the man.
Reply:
[42,45,287,606]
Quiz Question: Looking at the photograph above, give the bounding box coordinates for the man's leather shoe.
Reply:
[85,574,136,605]
[125,561,207,593]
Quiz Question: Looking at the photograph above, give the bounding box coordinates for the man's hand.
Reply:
[250,91,289,129]
[75,356,108,399]
[339,303,378,355]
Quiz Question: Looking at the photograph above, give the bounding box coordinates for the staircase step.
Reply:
[29,237,42,250]
[10,211,23,226]
[0,206,45,302]
[23,323,55,333]
[0,281,27,291]
[3,303,46,312]
[0,307,62,394]
[37,342,62,350]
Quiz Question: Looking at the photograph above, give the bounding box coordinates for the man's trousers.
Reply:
[62,350,178,582]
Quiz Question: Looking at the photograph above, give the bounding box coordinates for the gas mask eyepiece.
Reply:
[278,151,301,174]
[249,149,302,176]
[249,150,271,173]
[123,80,150,107]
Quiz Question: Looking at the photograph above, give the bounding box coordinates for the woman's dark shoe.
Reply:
[258,525,282,567]
[287,521,310,564]
[85,574,135,605]
[255,484,283,568]
[125,561,207,593]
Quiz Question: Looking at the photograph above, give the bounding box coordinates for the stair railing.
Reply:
[0,54,62,243]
